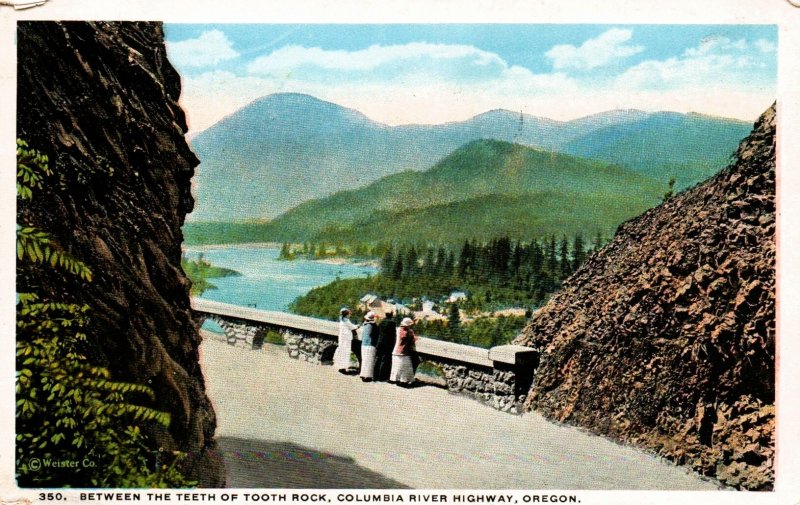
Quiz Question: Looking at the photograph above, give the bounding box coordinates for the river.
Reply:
[182,245,377,312]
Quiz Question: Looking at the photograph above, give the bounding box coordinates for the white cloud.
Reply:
[166,29,239,68]
[178,69,771,138]
[616,36,773,91]
[684,36,747,57]
[178,62,577,134]
[247,42,504,74]
[545,28,643,71]
[244,42,558,88]
[755,38,777,53]
[174,36,773,135]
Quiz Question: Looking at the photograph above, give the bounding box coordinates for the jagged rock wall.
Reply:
[17,21,224,486]
[515,105,776,489]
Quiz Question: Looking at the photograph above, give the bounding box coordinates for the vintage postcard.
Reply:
[1,1,798,504]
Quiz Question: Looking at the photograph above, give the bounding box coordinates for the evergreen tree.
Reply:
[392,255,404,279]
[435,247,447,278]
[558,235,571,280]
[444,250,456,280]
[381,248,395,277]
[544,235,558,290]
[572,233,586,271]
[473,239,489,283]
[491,236,511,280]
[510,241,523,285]
[457,240,472,278]
[447,302,463,343]
[423,247,436,277]
[405,246,419,277]
[529,238,543,281]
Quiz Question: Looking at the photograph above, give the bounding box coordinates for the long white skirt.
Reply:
[360,345,377,379]
[390,355,414,383]
[333,335,352,369]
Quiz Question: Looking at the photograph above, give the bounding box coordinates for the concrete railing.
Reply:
[191,298,539,414]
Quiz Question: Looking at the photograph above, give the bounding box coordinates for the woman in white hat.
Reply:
[359,311,379,382]
[390,317,419,386]
[334,307,359,373]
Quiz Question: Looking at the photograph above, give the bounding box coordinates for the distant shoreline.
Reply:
[183,242,381,268]
[183,242,282,252]
[315,257,381,268]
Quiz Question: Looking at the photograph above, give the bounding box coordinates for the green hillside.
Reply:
[313,192,656,244]
[184,139,665,245]
[562,112,750,189]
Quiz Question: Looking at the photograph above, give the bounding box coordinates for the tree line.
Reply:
[278,241,385,260]
[380,233,601,307]
[289,232,605,329]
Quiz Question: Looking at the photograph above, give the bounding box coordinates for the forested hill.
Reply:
[562,111,750,184]
[184,139,664,245]
[188,92,750,222]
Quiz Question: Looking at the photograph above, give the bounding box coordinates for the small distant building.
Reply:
[393,303,412,316]
[360,294,379,309]
[447,291,468,303]
[414,300,445,321]
[360,294,410,317]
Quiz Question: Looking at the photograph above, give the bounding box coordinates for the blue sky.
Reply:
[163,24,777,134]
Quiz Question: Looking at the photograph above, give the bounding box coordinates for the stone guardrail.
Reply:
[191,298,539,414]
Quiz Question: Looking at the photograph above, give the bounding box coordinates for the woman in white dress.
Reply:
[334,308,359,373]
[390,317,418,386]
[359,311,379,382]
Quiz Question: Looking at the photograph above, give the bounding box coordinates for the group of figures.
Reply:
[334,308,419,386]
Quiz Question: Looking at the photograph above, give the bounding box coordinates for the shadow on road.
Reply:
[216,437,411,488]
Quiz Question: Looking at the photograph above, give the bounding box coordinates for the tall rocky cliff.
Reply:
[17,22,224,485]
[516,105,775,489]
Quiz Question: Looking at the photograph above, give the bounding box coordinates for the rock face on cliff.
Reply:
[17,22,224,486]
[515,105,775,489]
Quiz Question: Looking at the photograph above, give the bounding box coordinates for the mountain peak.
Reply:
[244,92,381,124]
[472,108,564,126]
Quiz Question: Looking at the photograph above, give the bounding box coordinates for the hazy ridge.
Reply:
[187,93,751,223]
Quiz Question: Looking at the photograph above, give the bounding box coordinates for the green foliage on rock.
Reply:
[264,329,286,346]
[16,140,194,488]
[663,176,677,201]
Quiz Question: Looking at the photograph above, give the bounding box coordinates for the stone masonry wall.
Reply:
[434,361,520,414]
[197,309,533,414]
[284,332,338,364]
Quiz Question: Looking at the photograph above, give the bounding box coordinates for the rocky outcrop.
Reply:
[515,105,775,489]
[17,22,224,486]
